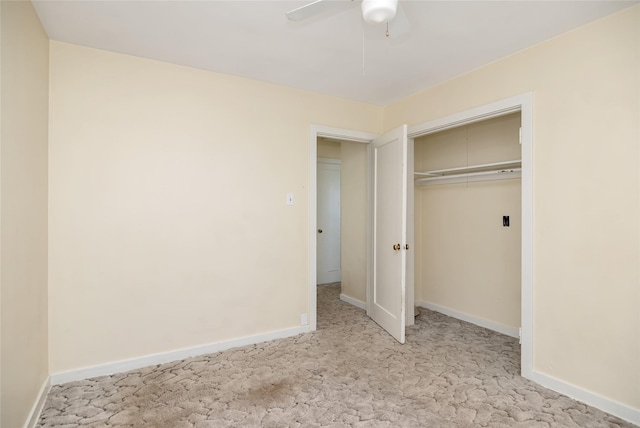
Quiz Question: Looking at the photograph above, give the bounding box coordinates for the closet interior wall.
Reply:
[414,113,522,332]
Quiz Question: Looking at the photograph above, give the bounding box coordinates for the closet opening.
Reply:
[413,112,522,340]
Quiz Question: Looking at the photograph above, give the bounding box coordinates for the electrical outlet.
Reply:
[300,313,308,326]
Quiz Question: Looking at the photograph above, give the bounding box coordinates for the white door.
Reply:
[317,158,341,284]
[369,125,408,343]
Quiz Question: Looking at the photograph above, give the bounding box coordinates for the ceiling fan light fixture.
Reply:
[361,0,398,24]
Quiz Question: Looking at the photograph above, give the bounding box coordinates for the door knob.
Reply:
[318,229,323,233]
[393,243,401,251]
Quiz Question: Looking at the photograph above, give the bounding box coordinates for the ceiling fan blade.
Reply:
[286,0,339,22]
[388,2,411,41]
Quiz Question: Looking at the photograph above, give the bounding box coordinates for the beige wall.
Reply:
[0,1,50,426]
[340,141,368,303]
[414,114,521,330]
[317,139,341,159]
[18,3,637,421]
[48,41,382,373]
[385,6,639,410]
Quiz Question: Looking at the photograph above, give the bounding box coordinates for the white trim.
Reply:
[416,300,519,339]
[405,137,415,327]
[309,125,378,332]
[407,93,534,379]
[365,143,373,315]
[50,325,310,385]
[340,293,366,310]
[313,125,377,143]
[529,371,640,426]
[407,100,521,139]
[25,377,51,428]
[519,94,534,379]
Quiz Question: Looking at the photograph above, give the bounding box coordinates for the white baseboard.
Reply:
[529,371,640,426]
[25,377,51,428]
[50,325,311,385]
[340,293,366,310]
[416,300,519,338]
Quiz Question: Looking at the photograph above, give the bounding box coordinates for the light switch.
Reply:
[286,193,294,206]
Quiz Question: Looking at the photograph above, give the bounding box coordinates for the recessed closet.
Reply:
[413,112,522,337]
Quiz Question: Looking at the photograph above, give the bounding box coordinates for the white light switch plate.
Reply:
[286,193,294,206]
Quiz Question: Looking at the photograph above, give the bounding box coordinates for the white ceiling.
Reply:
[32,0,636,105]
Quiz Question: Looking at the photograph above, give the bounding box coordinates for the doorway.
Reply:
[308,93,533,378]
[316,137,370,312]
[309,126,378,331]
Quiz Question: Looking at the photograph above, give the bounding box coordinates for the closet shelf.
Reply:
[415,160,521,186]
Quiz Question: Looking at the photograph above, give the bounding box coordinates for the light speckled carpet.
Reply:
[38,284,633,427]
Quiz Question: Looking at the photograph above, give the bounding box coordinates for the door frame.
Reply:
[309,125,378,330]
[406,93,534,379]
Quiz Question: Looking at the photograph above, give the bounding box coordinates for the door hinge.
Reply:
[519,127,522,145]
[518,327,522,344]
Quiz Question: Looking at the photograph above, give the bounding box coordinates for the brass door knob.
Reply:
[404,244,410,250]
[393,243,401,251]
[318,229,323,233]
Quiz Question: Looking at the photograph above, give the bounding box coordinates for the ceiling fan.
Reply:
[286,0,411,39]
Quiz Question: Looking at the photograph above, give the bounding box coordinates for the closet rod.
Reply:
[414,159,521,177]
[415,168,521,183]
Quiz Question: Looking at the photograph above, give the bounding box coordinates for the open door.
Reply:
[369,125,408,343]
